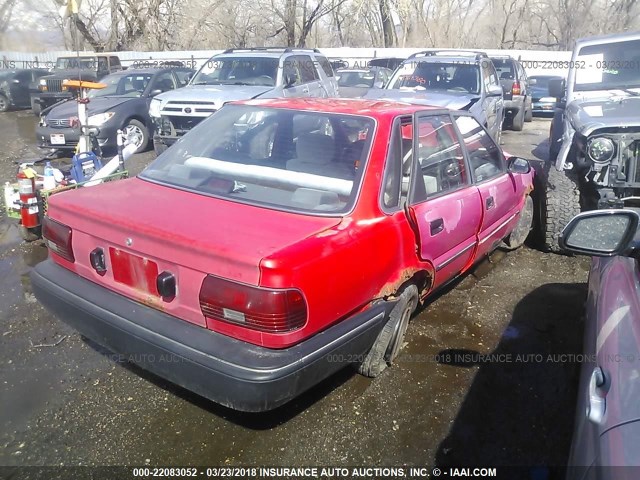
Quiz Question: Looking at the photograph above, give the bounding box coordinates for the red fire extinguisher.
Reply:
[17,168,39,229]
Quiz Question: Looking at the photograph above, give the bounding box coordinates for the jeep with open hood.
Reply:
[149,48,339,155]
[30,54,122,115]
[543,31,640,252]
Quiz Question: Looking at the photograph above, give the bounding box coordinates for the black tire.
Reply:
[524,101,533,122]
[358,285,419,378]
[123,119,149,154]
[511,107,524,131]
[18,224,41,242]
[0,94,9,112]
[541,167,581,253]
[503,194,534,250]
[31,98,41,116]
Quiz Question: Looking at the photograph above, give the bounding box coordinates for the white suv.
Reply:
[149,48,339,155]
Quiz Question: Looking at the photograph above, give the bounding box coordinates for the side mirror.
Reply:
[548,78,565,99]
[488,84,503,96]
[559,209,639,257]
[507,156,531,174]
[150,89,163,96]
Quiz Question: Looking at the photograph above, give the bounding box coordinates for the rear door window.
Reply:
[316,56,334,77]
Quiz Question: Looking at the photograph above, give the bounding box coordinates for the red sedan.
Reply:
[32,98,535,412]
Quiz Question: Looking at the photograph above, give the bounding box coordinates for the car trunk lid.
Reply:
[46,177,341,326]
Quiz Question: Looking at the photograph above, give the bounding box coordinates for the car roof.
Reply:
[576,30,640,47]
[403,56,482,64]
[233,98,444,117]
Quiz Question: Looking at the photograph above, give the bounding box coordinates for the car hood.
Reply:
[365,88,480,110]
[567,96,640,136]
[46,177,342,286]
[45,97,133,118]
[44,69,97,80]
[155,84,274,106]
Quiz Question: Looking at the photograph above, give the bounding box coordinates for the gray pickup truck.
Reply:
[30,54,123,115]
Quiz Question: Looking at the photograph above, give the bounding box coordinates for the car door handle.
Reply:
[430,218,444,235]
[485,196,495,210]
[587,366,606,424]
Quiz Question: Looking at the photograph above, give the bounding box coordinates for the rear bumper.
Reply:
[31,260,390,412]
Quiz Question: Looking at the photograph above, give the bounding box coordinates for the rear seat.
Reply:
[287,133,354,180]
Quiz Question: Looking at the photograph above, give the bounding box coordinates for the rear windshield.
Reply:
[338,71,376,87]
[140,105,375,215]
[491,59,515,80]
[388,60,481,94]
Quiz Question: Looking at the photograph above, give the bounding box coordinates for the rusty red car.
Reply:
[32,98,535,412]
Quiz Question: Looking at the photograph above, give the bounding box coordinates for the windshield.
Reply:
[140,105,375,214]
[338,71,376,87]
[87,73,152,98]
[55,57,97,70]
[191,57,279,87]
[388,60,480,94]
[574,39,640,92]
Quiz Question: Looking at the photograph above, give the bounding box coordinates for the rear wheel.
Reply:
[31,98,41,116]
[358,284,419,378]
[524,101,533,122]
[503,194,534,250]
[541,167,581,253]
[511,107,524,131]
[0,94,9,112]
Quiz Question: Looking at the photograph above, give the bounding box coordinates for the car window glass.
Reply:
[381,117,405,210]
[482,63,492,91]
[87,73,153,98]
[299,55,319,83]
[492,59,515,81]
[98,57,108,71]
[174,69,193,86]
[141,105,374,214]
[283,55,304,87]
[412,115,468,203]
[316,56,334,77]
[389,60,480,94]
[455,115,505,182]
[154,71,176,93]
[110,57,121,68]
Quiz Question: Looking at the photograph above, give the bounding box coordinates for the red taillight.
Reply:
[42,216,75,263]
[512,81,521,96]
[199,275,307,333]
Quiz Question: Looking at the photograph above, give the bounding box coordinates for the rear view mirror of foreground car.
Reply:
[559,209,640,257]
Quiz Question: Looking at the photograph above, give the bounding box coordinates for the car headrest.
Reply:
[295,133,335,164]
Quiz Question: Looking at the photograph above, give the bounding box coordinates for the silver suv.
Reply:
[149,48,339,155]
[366,50,505,143]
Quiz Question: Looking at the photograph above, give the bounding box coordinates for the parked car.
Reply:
[330,59,349,71]
[0,68,49,112]
[368,57,406,71]
[36,67,194,154]
[31,98,535,412]
[542,31,640,252]
[149,48,339,155]
[529,75,563,115]
[31,54,123,115]
[367,50,505,144]
[336,66,392,98]
[559,208,640,477]
[489,55,532,131]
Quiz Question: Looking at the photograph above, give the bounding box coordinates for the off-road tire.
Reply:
[511,107,524,131]
[31,98,41,116]
[541,167,581,253]
[18,224,41,242]
[503,194,534,250]
[357,285,419,378]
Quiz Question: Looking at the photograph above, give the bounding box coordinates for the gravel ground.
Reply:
[0,110,590,478]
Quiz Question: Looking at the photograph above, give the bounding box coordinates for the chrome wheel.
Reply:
[124,123,145,149]
[0,95,8,112]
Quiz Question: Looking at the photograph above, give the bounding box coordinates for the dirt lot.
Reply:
[0,110,590,478]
